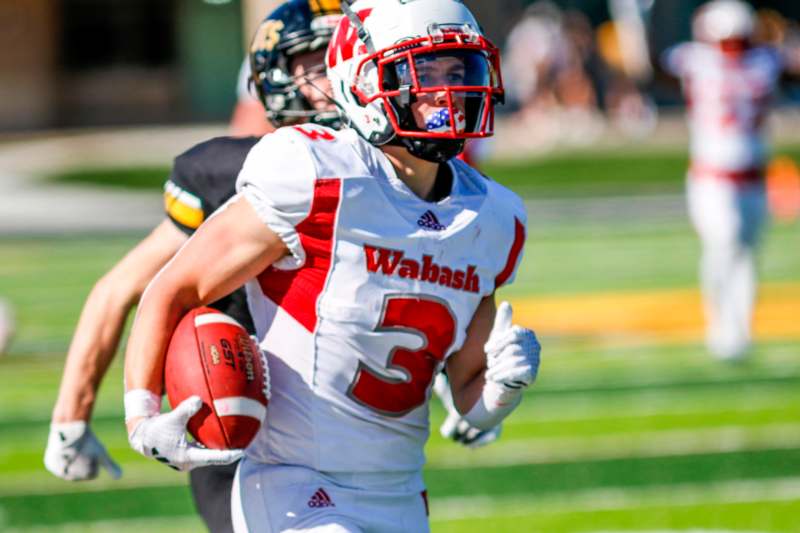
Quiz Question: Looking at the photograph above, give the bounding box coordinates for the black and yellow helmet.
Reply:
[249,0,342,127]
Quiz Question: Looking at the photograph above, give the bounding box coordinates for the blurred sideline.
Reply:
[0,124,226,235]
[2,111,800,234]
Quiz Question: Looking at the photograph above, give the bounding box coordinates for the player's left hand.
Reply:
[440,412,502,448]
[44,421,123,481]
[484,301,540,389]
[433,373,502,448]
[127,396,243,472]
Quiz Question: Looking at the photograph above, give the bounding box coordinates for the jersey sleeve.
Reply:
[164,136,259,235]
[236,129,318,270]
[164,154,210,234]
[491,188,528,292]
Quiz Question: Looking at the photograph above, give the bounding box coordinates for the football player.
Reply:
[662,0,784,360]
[44,2,341,532]
[123,1,540,532]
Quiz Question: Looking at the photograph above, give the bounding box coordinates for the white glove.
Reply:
[484,301,540,390]
[462,302,540,430]
[439,412,502,448]
[433,373,501,448]
[127,395,243,472]
[44,421,122,481]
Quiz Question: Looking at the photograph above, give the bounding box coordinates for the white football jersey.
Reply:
[235,125,527,478]
[664,43,782,174]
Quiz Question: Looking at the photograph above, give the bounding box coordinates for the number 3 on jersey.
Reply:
[348,295,456,416]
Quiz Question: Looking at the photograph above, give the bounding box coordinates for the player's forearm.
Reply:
[451,300,540,430]
[462,382,523,430]
[446,295,496,415]
[449,357,524,430]
[124,282,199,396]
[450,369,487,415]
[52,276,140,422]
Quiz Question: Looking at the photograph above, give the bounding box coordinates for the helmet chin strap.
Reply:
[390,96,465,163]
[398,137,465,163]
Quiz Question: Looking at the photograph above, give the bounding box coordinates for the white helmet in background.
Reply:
[693,0,755,43]
[326,0,504,162]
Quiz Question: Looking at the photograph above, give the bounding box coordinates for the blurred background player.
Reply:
[122,1,539,530]
[44,2,341,532]
[661,0,785,361]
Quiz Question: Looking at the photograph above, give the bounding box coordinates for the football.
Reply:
[164,307,269,450]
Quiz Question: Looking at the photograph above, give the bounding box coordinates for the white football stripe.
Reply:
[213,396,266,421]
[194,313,245,329]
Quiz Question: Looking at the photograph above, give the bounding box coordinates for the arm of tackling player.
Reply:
[45,220,187,481]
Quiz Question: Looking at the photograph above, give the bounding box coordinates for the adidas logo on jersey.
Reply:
[364,244,480,293]
[417,210,446,231]
[307,488,335,508]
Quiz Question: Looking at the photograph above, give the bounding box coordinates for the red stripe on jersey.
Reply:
[494,217,525,289]
[258,178,341,332]
[690,163,764,184]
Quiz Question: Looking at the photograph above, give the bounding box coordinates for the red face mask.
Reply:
[351,30,505,140]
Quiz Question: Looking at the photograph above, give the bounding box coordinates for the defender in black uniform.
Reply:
[164,136,261,531]
[45,2,342,532]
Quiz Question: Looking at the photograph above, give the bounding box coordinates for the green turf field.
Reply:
[44,144,800,199]
[3,148,800,532]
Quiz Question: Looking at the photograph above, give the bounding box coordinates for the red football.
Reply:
[165,307,268,449]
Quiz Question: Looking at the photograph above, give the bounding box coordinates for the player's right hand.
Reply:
[127,396,243,472]
[44,421,122,481]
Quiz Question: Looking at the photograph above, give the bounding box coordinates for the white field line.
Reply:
[430,476,800,522]
[589,531,769,533]
[427,422,800,468]
[5,423,800,498]
[0,514,202,533]
[0,467,187,497]
[510,392,800,425]
[534,363,800,396]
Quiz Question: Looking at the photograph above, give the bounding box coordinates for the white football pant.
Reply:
[687,178,767,360]
[232,458,430,533]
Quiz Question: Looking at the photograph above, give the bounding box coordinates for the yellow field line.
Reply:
[509,282,800,343]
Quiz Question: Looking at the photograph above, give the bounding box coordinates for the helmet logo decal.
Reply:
[251,19,284,53]
[327,8,372,68]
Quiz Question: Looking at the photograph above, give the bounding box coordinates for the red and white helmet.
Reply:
[693,0,755,43]
[325,0,503,162]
